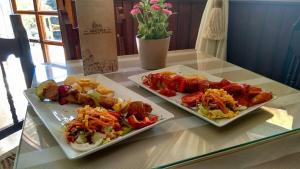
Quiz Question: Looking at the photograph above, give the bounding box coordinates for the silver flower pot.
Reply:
[136,36,170,70]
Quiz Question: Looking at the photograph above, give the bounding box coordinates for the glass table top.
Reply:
[15,50,300,169]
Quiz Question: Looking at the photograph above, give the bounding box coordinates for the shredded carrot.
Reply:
[202,89,237,114]
[66,105,119,133]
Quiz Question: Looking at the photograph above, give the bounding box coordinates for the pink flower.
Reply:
[150,0,159,4]
[163,9,172,16]
[133,3,140,9]
[130,8,141,15]
[164,2,173,8]
[151,4,161,11]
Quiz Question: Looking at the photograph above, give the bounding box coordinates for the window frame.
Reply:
[11,0,63,63]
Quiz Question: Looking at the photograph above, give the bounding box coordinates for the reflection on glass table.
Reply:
[47,45,66,65]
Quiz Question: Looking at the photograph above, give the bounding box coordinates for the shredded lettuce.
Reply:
[198,104,208,115]
[117,127,132,136]
[87,90,102,107]
[75,132,87,144]
[92,132,105,144]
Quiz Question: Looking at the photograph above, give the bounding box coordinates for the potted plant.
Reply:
[131,0,174,69]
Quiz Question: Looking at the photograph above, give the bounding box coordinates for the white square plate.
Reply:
[24,74,174,159]
[128,65,274,127]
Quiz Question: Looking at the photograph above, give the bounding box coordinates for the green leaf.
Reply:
[136,13,145,24]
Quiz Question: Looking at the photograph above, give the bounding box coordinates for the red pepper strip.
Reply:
[109,112,121,119]
[127,115,158,129]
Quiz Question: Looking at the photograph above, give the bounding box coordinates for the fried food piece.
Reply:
[35,80,58,101]
[98,96,118,109]
[96,84,114,96]
[112,99,131,113]
[71,82,83,93]
[127,101,152,120]
[251,92,273,105]
[183,74,207,81]
[77,93,95,107]
[64,76,79,86]
[78,79,98,88]
[160,71,176,76]
[59,93,78,105]
[64,76,98,92]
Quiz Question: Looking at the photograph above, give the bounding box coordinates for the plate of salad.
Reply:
[128,65,274,127]
[24,75,174,159]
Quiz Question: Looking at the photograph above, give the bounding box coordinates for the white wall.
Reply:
[0,0,14,39]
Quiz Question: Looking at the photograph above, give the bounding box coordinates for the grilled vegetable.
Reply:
[35,80,58,101]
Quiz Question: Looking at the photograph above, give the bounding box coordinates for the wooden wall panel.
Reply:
[120,0,207,54]
[176,2,192,49]
[228,1,300,82]
[168,2,178,50]
[123,1,135,54]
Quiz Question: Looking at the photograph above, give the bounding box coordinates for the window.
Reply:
[11,0,65,64]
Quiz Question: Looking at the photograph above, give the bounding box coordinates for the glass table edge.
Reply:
[156,129,300,169]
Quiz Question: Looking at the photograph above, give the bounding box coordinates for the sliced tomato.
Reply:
[208,81,221,89]
[198,80,209,92]
[185,79,200,93]
[185,79,209,93]
[222,83,246,97]
[209,79,232,89]
[169,75,184,92]
[149,73,163,90]
[127,115,158,129]
[248,86,262,96]
[237,96,250,107]
[161,75,176,90]
[159,88,176,97]
[251,92,272,105]
[178,78,187,93]
[181,91,204,107]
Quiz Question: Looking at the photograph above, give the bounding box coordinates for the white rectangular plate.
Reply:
[129,65,274,127]
[24,74,174,160]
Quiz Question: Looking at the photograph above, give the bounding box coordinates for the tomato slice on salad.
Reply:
[181,91,204,107]
[159,88,176,97]
[127,115,158,129]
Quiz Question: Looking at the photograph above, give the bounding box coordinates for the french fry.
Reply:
[64,76,79,85]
